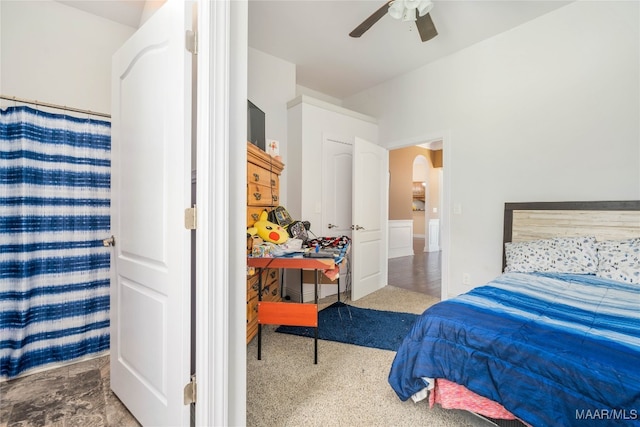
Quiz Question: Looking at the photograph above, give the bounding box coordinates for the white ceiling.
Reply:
[249,0,572,99]
[57,0,147,28]
[58,0,573,100]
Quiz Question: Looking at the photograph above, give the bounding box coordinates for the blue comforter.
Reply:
[388,272,640,426]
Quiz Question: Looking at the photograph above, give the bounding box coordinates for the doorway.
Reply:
[388,140,443,299]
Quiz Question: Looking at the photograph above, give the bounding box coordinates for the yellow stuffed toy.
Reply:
[247,211,289,244]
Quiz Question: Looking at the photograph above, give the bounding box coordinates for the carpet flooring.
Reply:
[247,285,499,427]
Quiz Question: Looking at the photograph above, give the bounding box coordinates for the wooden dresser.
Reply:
[246,142,284,343]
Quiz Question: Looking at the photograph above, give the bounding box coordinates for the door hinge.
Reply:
[185,30,197,54]
[184,205,197,230]
[184,374,197,405]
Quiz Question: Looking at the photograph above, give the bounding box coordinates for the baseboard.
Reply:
[283,284,315,303]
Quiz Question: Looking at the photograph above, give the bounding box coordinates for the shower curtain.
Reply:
[1,105,111,379]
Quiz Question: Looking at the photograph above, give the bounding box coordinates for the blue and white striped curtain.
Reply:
[1,105,111,379]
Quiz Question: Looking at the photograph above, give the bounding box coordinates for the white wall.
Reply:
[344,0,640,297]
[286,96,378,230]
[248,47,296,206]
[295,84,343,107]
[0,0,135,114]
[389,220,414,259]
[284,96,378,301]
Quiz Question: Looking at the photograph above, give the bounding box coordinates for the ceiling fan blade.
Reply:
[349,1,392,38]
[416,12,438,42]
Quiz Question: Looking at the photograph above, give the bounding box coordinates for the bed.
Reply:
[388,201,640,427]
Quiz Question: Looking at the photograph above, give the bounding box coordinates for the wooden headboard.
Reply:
[502,201,640,271]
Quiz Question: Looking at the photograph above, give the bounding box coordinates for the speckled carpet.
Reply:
[247,285,498,427]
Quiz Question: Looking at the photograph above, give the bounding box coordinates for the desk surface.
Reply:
[247,256,336,270]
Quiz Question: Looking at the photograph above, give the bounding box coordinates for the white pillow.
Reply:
[596,238,640,284]
[505,236,598,274]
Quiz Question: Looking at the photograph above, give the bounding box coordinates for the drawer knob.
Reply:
[253,192,262,200]
[253,173,260,182]
[251,213,259,221]
[271,179,276,186]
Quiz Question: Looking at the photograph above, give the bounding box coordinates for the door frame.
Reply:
[197,2,450,424]
[385,130,451,300]
[195,1,248,426]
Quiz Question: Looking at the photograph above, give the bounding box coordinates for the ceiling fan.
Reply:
[349,0,438,42]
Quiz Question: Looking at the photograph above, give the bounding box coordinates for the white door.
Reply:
[321,134,353,238]
[351,137,389,301]
[110,1,193,425]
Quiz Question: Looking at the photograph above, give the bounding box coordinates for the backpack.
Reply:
[288,220,310,242]
[267,206,294,229]
[267,206,311,242]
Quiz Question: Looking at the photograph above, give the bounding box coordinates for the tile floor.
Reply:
[0,355,139,427]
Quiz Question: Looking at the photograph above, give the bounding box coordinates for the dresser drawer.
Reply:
[247,182,280,206]
[247,207,268,227]
[247,274,260,300]
[247,295,258,342]
[261,280,281,301]
[247,269,279,299]
[247,162,278,187]
[246,142,284,343]
[246,269,280,343]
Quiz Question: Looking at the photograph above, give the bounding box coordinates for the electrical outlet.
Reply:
[462,273,471,285]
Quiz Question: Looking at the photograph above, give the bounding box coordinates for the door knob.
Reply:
[103,236,116,247]
[328,223,337,229]
[351,225,365,230]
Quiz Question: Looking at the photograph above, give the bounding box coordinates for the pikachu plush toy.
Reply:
[247,211,289,244]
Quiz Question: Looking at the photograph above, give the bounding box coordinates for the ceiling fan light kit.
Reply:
[389,0,434,22]
[350,0,438,42]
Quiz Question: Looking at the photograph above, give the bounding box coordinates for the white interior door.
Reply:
[321,135,353,238]
[351,137,388,301]
[110,1,193,425]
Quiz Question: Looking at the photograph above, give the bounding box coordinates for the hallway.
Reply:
[387,237,441,299]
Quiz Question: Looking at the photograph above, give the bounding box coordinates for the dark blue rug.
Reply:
[275,301,418,351]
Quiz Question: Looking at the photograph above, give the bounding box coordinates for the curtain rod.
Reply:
[0,95,111,119]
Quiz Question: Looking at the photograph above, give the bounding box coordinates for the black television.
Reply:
[247,100,265,151]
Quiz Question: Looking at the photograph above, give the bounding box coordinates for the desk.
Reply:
[246,255,339,364]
